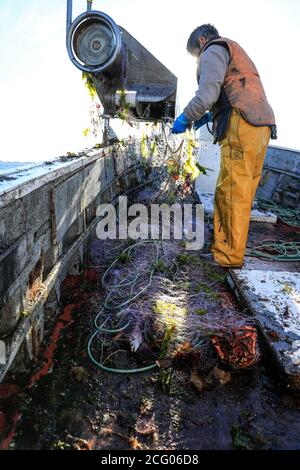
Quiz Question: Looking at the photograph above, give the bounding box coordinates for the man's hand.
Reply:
[194,111,213,130]
[171,113,191,134]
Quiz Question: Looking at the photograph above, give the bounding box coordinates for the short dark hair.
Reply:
[187,24,220,55]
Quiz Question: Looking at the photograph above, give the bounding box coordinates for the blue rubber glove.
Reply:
[194,112,213,130]
[171,113,190,134]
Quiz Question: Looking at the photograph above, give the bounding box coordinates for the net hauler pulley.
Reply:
[66,0,177,120]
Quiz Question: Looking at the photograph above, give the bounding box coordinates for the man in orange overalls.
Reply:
[172,24,277,268]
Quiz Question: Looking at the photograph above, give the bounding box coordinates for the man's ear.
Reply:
[199,37,206,48]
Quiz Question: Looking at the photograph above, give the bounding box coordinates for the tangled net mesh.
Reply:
[87,232,259,372]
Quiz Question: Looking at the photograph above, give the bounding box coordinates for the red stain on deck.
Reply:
[0,385,21,449]
[0,301,76,448]
[0,412,21,450]
[0,270,98,449]
[29,303,75,388]
[84,268,99,284]
[0,384,19,401]
[60,270,99,293]
[61,274,82,292]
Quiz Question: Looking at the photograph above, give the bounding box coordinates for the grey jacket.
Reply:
[183,45,230,122]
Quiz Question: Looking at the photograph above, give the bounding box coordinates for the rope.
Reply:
[246,240,300,261]
[257,197,300,227]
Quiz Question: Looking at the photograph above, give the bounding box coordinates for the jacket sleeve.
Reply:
[183,45,230,121]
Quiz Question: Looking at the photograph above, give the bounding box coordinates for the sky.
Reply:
[0,0,299,162]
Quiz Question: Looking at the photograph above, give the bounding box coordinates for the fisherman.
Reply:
[172,24,276,268]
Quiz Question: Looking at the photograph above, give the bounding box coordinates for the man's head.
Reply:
[187,24,220,57]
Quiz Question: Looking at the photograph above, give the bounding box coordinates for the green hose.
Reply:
[87,330,157,374]
[87,240,160,374]
[246,240,300,261]
[257,197,300,227]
